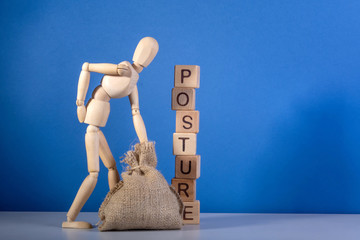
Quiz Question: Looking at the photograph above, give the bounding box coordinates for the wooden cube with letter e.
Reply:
[183,201,200,224]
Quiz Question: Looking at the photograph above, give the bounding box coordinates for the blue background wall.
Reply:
[1,0,360,213]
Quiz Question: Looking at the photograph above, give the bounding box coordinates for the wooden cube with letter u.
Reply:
[175,155,200,179]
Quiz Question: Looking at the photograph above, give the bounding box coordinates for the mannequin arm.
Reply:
[76,63,91,122]
[76,63,91,105]
[77,62,130,103]
[129,85,148,143]
[87,62,131,76]
[87,63,118,75]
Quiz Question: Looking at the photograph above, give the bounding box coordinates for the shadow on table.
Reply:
[183,214,325,231]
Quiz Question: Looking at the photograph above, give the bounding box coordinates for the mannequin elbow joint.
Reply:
[82,62,89,71]
[132,108,140,116]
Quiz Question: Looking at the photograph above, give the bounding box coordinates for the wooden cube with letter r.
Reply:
[171,178,196,202]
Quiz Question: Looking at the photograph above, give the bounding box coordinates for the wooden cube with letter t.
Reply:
[173,133,197,155]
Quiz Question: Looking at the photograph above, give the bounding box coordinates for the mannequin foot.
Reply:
[62,221,93,229]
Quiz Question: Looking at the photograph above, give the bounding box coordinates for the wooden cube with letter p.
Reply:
[174,65,200,88]
[171,178,196,202]
[173,133,197,155]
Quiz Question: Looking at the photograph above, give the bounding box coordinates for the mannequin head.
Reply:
[132,37,159,68]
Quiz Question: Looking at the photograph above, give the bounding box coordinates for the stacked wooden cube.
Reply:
[171,65,200,225]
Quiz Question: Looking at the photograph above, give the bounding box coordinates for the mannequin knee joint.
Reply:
[89,172,99,178]
[86,125,99,133]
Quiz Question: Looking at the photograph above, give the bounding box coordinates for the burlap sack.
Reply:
[98,141,184,231]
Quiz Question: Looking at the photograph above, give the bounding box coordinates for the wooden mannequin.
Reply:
[62,37,159,229]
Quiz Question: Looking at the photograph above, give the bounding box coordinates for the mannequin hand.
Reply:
[77,105,86,123]
[117,62,131,77]
[76,100,86,123]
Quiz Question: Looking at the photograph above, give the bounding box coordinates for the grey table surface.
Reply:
[0,212,359,240]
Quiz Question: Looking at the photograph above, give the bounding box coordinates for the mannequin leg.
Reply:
[62,125,100,229]
[99,130,120,190]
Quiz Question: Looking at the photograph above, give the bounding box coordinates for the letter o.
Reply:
[177,92,189,106]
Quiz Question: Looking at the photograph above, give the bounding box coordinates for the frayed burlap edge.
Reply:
[134,141,155,153]
[121,148,139,169]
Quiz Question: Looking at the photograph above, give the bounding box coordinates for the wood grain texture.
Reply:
[173,133,197,155]
[171,88,196,110]
[183,200,200,224]
[176,110,199,133]
[171,178,196,202]
[175,155,201,179]
[174,65,200,88]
